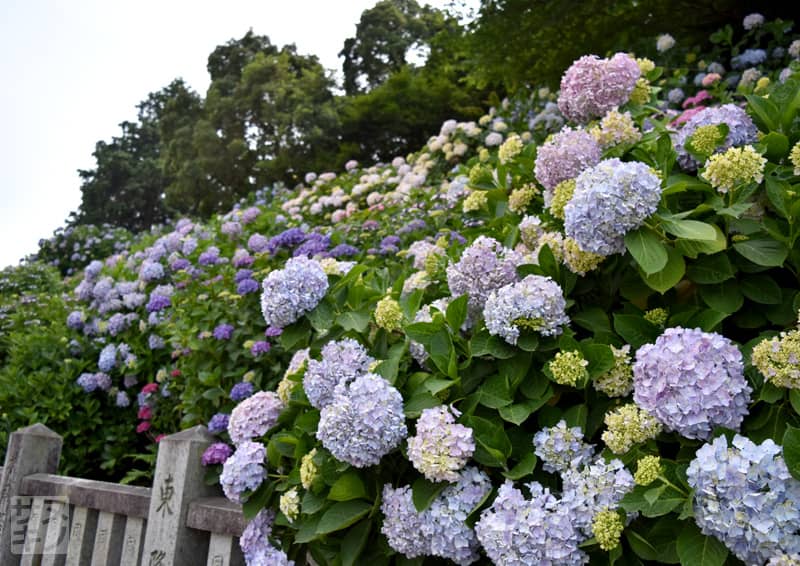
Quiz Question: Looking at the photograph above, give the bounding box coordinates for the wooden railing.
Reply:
[0,424,246,565]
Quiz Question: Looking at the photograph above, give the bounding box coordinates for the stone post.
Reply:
[0,424,63,565]
[141,426,216,566]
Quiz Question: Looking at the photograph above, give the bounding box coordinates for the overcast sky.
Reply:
[0,0,470,269]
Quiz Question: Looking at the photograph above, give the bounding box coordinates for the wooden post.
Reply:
[141,426,216,566]
[0,424,63,565]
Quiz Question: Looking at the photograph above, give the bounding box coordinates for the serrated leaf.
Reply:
[316,500,372,535]
[328,471,368,502]
[733,238,789,267]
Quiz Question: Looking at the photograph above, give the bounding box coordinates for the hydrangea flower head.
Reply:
[201,443,233,466]
[558,53,641,123]
[303,338,374,409]
[317,373,406,468]
[408,405,475,482]
[220,441,266,503]
[751,328,800,389]
[673,104,758,170]
[534,127,601,190]
[564,158,661,256]
[533,420,594,473]
[702,145,766,193]
[260,256,328,329]
[228,391,284,445]
[446,236,522,325]
[601,404,662,454]
[687,434,800,564]
[593,345,634,397]
[484,275,569,345]
[634,327,751,439]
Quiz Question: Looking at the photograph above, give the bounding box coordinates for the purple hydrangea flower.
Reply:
[533,419,595,474]
[293,232,330,258]
[317,373,407,467]
[329,244,359,258]
[228,391,284,445]
[148,334,165,350]
[558,53,641,123]
[146,294,171,313]
[115,391,130,407]
[484,275,570,344]
[66,311,85,330]
[534,127,602,190]
[198,247,220,266]
[234,269,254,283]
[247,234,269,254]
[240,509,294,565]
[380,236,401,255]
[260,256,328,329]
[267,228,306,254]
[220,441,266,502]
[139,260,164,282]
[303,338,374,409]
[77,372,99,393]
[236,278,260,295]
[232,249,254,268]
[265,326,283,337]
[634,327,752,439]
[564,158,662,256]
[446,236,522,325]
[672,104,759,170]
[208,413,230,434]
[201,443,234,466]
[213,323,235,341]
[170,258,191,271]
[230,381,254,402]
[221,221,242,237]
[250,341,271,356]
[687,434,800,564]
[98,344,117,372]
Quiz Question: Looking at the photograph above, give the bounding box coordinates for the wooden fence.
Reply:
[0,423,247,565]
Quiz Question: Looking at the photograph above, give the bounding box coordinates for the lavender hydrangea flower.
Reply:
[66,310,85,330]
[115,391,130,407]
[139,260,164,282]
[77,372,99,393]
[303,338,374,409]
[236,278,259,295]
[382,467,491,564]
[230,381,254,401]
[534,127,601,190]
[250,341,271,356]
[247,233,269,253]
[446,236,522,325]
[634,327,751,439]
[408,405,475,482]
[484,275,570,345]
[564,158,661,256]
[148,334,164,350]
[533,420,595,473]
[293,232,330,258]
[201,443,233,466]
[672,104,758,170]
[228,391,284,445]
[170,258,190,271]
[317,373,407,468]
[220,441,266,502]
[213,323,235,340]
[329,243,359,258]
[98,344,117,372]
[198,247,220,266]
[240,509,295,566]
[476,481,588,565]
[146,294,171,313]
[260,256,328,329]
[558,53,641,123]
[267,228,306,254]
[208,413,230,434]
[731,48,767,69]
[687,434,800,564]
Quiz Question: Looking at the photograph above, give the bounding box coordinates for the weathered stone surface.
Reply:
[90,511,124,565]
[141,425,217,566]
[119,517,145,566]
[65,506,97,566]
[0,424,63,565]
[40,498,69,566]
[186,497,246,537]
[21,474,151,519]
[20,497,46,565]
[205,532,245,566]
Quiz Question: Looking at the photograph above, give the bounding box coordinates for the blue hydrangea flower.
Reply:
[408,405,475,482]
[484,275,570,344]
[98,344,117,372]
[731,48,767,69]
[533,419,595,473]
[687,434,800,564]
[148,334,165,350]
[115,391,130,407]
[260,256,328,329]
[672,104,758,170]
[66,311,85,330]
[267,228,306,254]
[228,391,284,446]
[240,508,295,565]
[139,260,164,282]
[564,158,661,256]
[213,323,235,340]
[236,278,260,295]
[220,441,267,503]
[303,338,374,409]
[208,413,230,434]
[634,327,751,439]
[317,373,407,468]
[230,381,254,402]
[146,294,171,313]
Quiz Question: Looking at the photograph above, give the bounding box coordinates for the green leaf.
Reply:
[336,309,371,333]
[499,398,549,425]
[614,314,660,349]
[661,218,718,241]
[328,471,368,502]
[412,476,448,512]
[620,483,686,518]
[686,253,734,284]
[242,481,274,520]
[502,452,537,480]
[746,94,780,132]
[790,390,800,415]
[782,425,800,481]
[375,341,406,384]
[445,294,469,332]
[761,131,790,161]
[625,228,668,274]
[476,374,513,409]
[699,281,744,314]
[572,307,612,335]
[462,415,512,468]
[765,176,791,219]
[733,237,789,267]
[307,300,335,332]
[470,330,516,359]
[676,523,728,566]
[279,321,310,350]
[316,500,372,535]
[740,274,782,305]
[341,520,371,566]
[641,246,685,294]
[675,223,727,258]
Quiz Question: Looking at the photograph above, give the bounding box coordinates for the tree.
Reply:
[340,0,448,95]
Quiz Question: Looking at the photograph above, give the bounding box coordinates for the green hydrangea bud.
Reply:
[508,184,539,214]
[752,328,800,389]
[634,455,662,486]
[300,448,319,490]
[375,296,403,332]
[702,145,766,193]
[643,307,668,327]
[593,345,634,397]
[592,508,625,551]
[279,487,300,522]
[602,404,662,454]
[548,350,589,387]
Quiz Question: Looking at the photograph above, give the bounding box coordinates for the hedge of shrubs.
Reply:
[3,13,800,566]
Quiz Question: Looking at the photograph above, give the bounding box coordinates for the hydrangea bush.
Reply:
[2,13,800,565]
